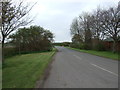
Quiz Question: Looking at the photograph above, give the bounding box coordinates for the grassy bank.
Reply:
[66,47,119,60]
[3,49,56,88]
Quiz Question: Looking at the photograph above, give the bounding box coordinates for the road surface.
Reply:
[44,46,118,88]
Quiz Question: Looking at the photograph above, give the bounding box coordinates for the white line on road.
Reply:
[90,63,118,76]
[73,55,82,60]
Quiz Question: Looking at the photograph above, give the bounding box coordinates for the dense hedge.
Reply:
[4,47,17,58]
[4,47,53,58]
[70,43,91,50]
[70,42,106,51]
[93,43,106,51]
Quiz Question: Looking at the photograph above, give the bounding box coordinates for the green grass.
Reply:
[66,47,119,60]
[3,49,56,88]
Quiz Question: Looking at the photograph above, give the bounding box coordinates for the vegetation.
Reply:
[4,47,16,58]
[1,1,54,88]
[53,42,71,47]
[70,3,120,52]
[9,26,53,53]
[3,25,54,58]
[1,0,35,62]
[67,47,119,60]
[1,0,119,89]
[3,49,56,88]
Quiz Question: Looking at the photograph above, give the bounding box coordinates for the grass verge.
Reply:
[66,47,119,60]
[3,48,56,88]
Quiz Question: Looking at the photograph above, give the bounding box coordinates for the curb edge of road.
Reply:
[34,48,57,88]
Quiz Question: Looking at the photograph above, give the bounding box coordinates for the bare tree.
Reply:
[70,18,80,35]
[99,3,120,52]
[90,8,104,40]
[1,0,36,61]
[79,13,92,49]
[70,13,93,49]
[70,17,84,43]
[0,2,2,43]
[1,0,35,47]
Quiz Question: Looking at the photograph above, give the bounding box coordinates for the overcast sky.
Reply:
[24,0,119,42]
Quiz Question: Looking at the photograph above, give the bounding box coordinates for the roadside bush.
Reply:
[4,47,17,58]
[84,44,92,50]
[94,43,106,51]
[70,43,79,48]
[70,43,84,49]
[70,43,92,50]
[80,43,85,49]
[80,43,91,50]
[4,46,54,58]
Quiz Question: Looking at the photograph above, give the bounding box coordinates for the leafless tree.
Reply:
[70,2,119,52]
[78,13,92,48]
[90,8,103,40]
[70,13,93,49]
[1,0,36,61]
[70,18,80,35]
[99,3,120,52]
[70,17,84,43]
[1,0,36,48]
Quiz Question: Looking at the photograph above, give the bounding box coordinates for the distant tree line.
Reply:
[70,2,120,52]
[53,42,71,46]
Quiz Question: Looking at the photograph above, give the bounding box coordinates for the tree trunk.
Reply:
[18,42,21,55]
[112,40,118,53]
[2,37,5,64]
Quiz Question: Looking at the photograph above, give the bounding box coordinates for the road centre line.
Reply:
[73,55,82,60]
[90,63,118,76]
[73,54,118,76]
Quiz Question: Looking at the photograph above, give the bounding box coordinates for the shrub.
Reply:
[79,43,86,49]
[4,46,54,58]
[70,43,79,48]
[4,47,17,58]
[70,43,92,50]
[94,43,105,51]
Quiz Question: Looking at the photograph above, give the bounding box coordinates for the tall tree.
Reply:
[79,13,92,49]
[1,0,35,61]
[70,13,93,49]
[91,8,104,40]
[70,18,80,35]
[70,17,84,42]
[99,3,120,52]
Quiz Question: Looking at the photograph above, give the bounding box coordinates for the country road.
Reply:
[44,46,118,88]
